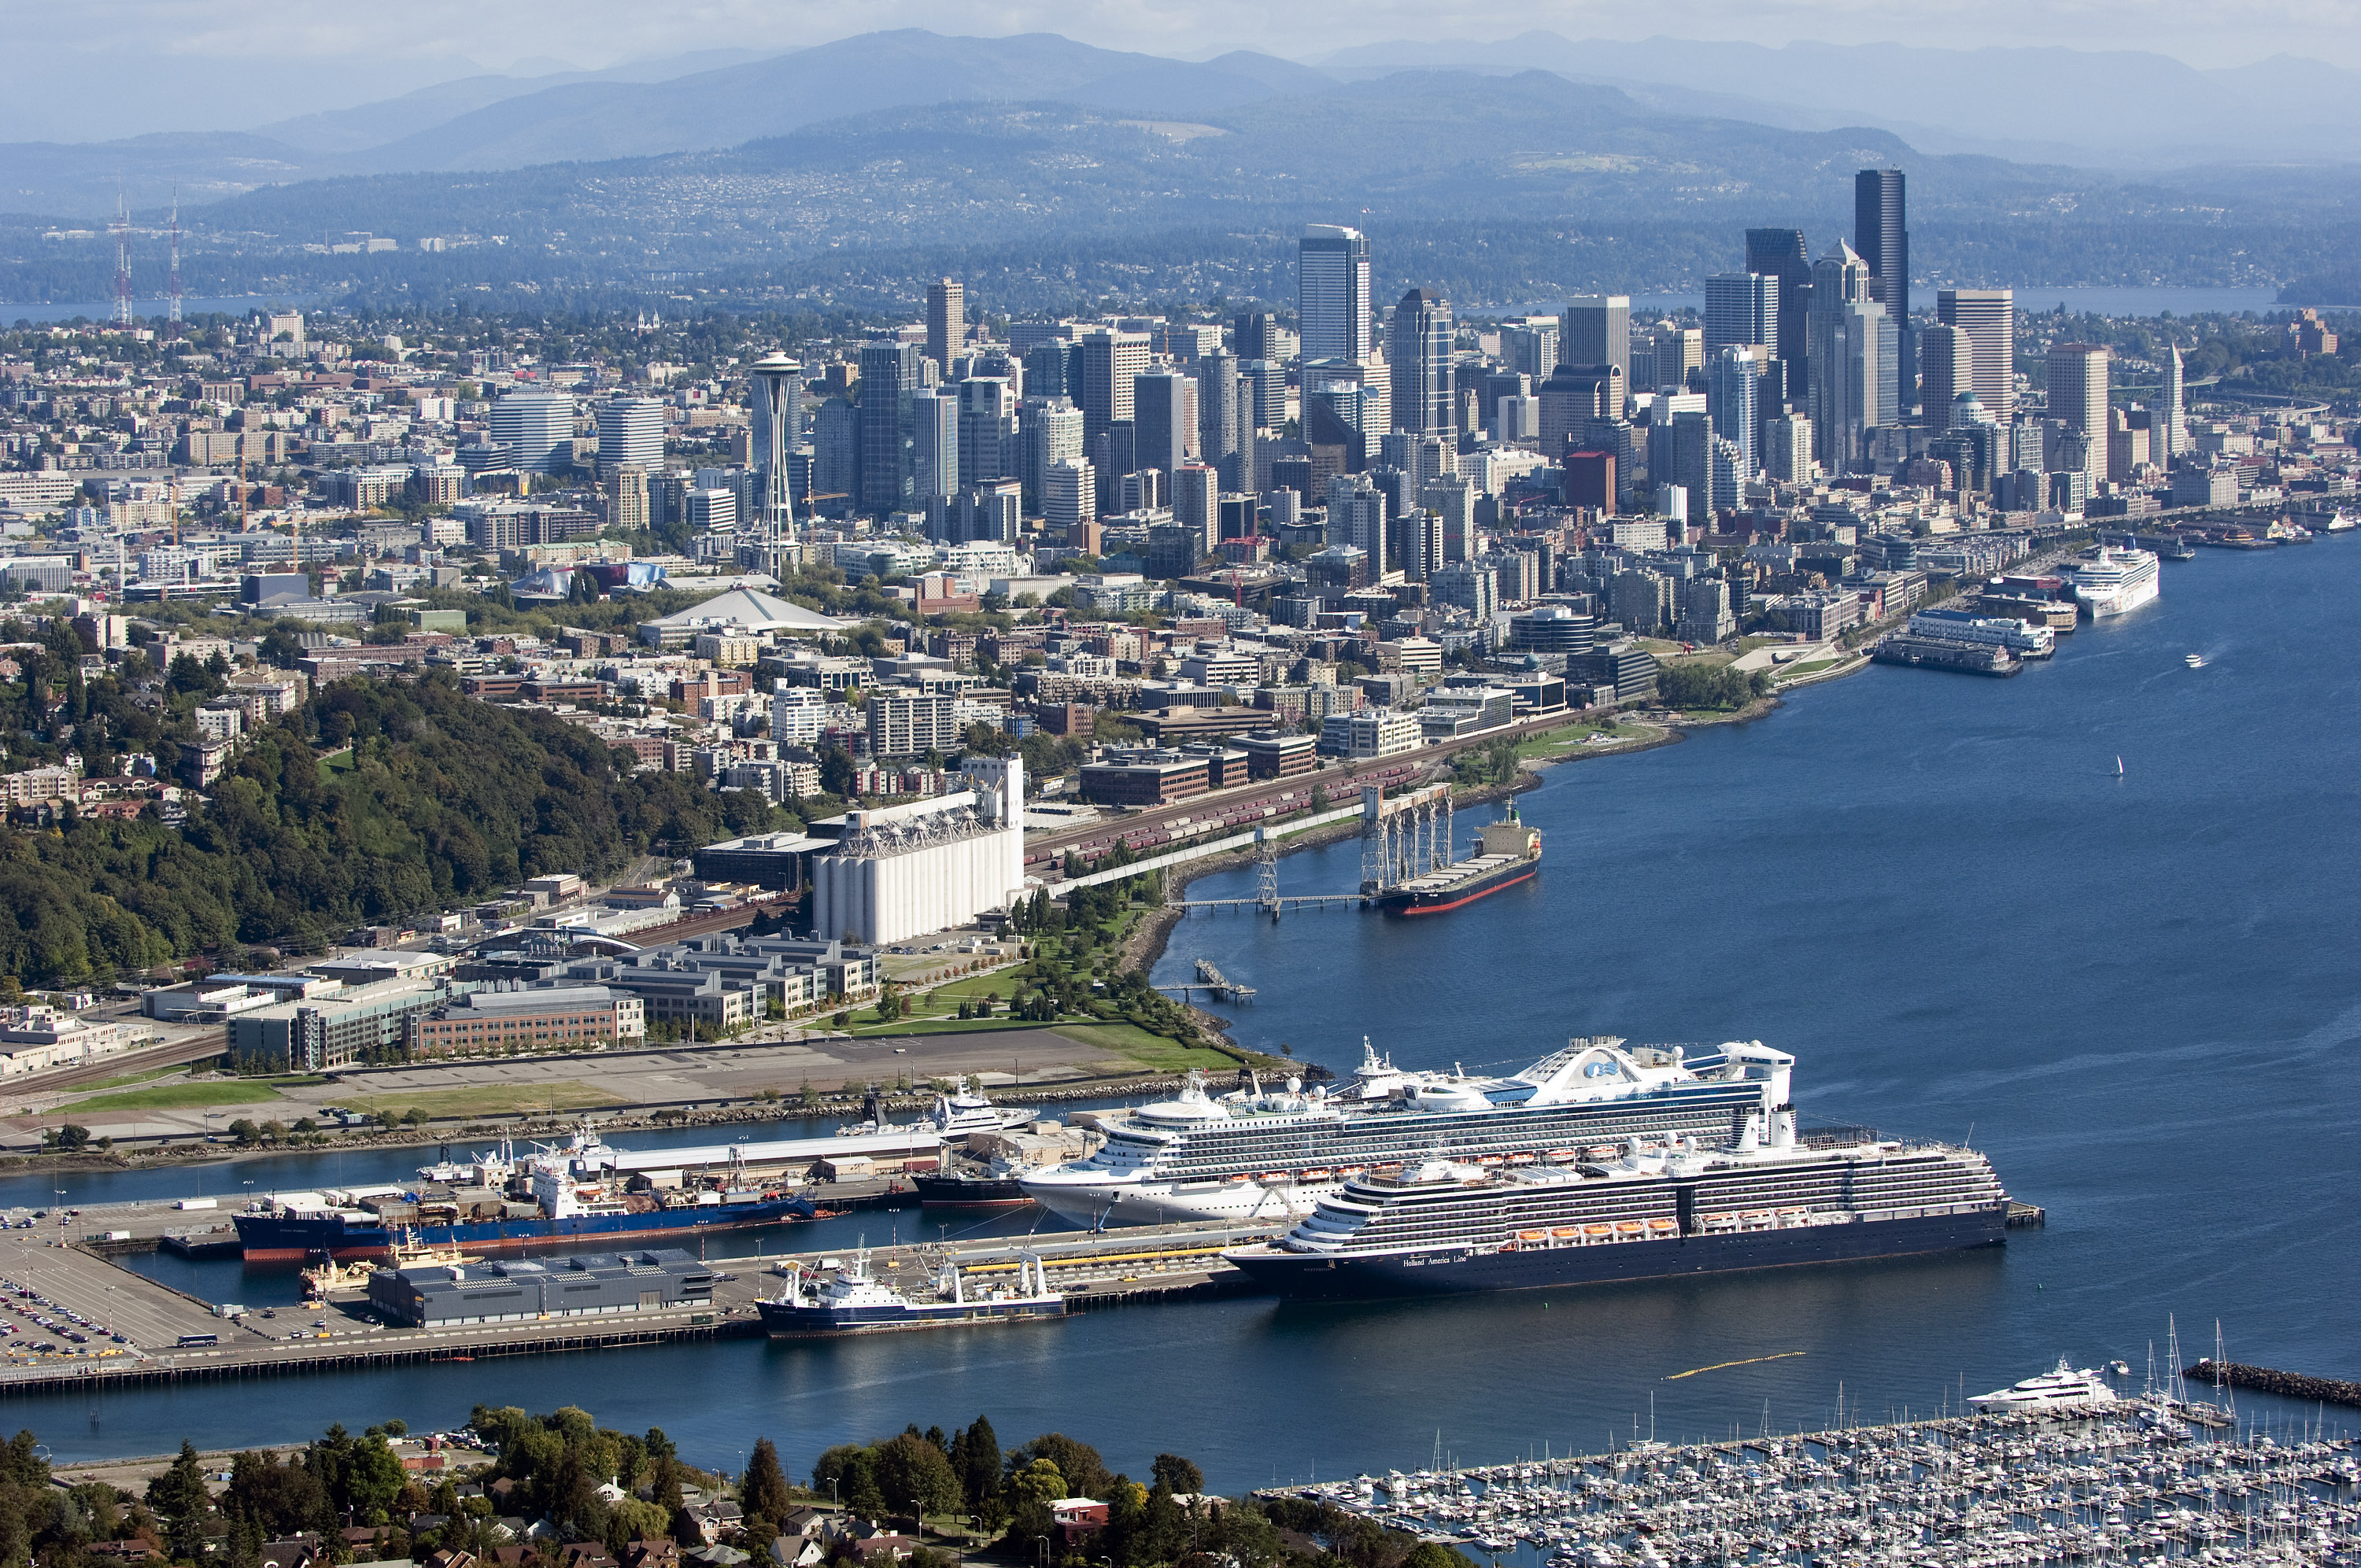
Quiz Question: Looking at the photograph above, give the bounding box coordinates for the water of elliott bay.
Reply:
[8,542,2357,1489]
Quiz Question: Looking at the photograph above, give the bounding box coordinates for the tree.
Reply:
[741,1437,792,1529]
[872,1433,959,1522]
[1006,1434,1110,1502]
[1001,1459,1064,1547]
[1150,1455,1203,1495]
[147,1441,211,1562]
[951,1415,1000,1518]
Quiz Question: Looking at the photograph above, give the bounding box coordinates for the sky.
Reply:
[7,0,2349,142]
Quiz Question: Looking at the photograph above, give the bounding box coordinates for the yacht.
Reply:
[1968,1358,2118,1411]
[2063,546,2161,618]
[1018,1037,1799,1225]
[930,1078,1035,1134]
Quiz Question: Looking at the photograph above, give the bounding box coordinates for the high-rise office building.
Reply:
[926,279,963,372]
[1706,346,1764,481]
[1198,349,1246,467]
[911,391,959,511]
[1325,474,1387,578]
[1935,289,2016,426]
[1234,312,1279,362]
[1173,463,1218,552]
[2158,345,2187,459]
[2046,343,2110,478]
[490,389,575,474]
[1023,399,1084,515]
[746,354,800,533]
[1502,319,1559,379]
[1703,273,1777,357]
[1300,224,1373,364]
[1650,324,1704,390]
[1134,371,1194,479]
[1805,244,1890,471]
[1538,363,1623,459]
[1241,359,1284,433]
[1744,228,1812,398]
[955,378,1018,489]
[1044,457,1095,533]
[1561,296,1631,388]
[812,397,857,503]
[1389,288,1454,434]
[1079,329,1150,445]
[1024,338,1074,400]
[1919,326,1970,432]
[595,394,665,481]
[1853,170,1908,319]
[606,465,648,534]
[857,341,920,515]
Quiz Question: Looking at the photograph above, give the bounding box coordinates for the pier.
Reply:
[2188,1358,2361,1411]
[0,1217,1278,1398]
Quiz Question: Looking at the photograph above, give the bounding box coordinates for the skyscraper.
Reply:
[1024,400,1084,514]
[1853,171,1908,319]
[955,378,1018,489]
[1561,296,1631,388]
[595,394,665,481]
[490,389,575,475]
[2045,343,2110,478]
[1134,371,1195,479]
[1197,349,1246,467]
[1650,324,1704,389]
[1704,273,1777,356]
[1936,289,2016,426]
[1299,224,1373,364]
[1744,227,1812,397]
[857,340,920,515]
[926,279,963,373]
[1706,346,1764,481]
[1919,325,1970,432]
[1388,287,1454,434]
[910,390,959,511]
[1078,329,1150,446]
[1233,312,1279,362]
[1805,243,1890,471]
[2157,344,2187,459]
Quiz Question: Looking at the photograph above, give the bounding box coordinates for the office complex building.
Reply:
[1706,347,1764,482]
[1919,325,1971,431]
[1044,457,1095,533]
[2046,343,2110,478]
[911,390,959,511]
[490,390,575,475]
[1704,273,1777,357]
[1806,244,1891,471]
[857,340,921,515]
[1561,295,1631,387]
[1744,228,1812,397]
[1936,289,2016,426]
[926,279,963,372]
[1080,329,1151,445]
[595,395,664,481]
[1234,311,1280,362]
[1300,224,1373,363]
[1389,287,1455,434]
[1135,371,1195,478]
[955,378,1018,490]
[1197,349,1246,470]
[1854,170,1909,319]
[2157,345,2187,459]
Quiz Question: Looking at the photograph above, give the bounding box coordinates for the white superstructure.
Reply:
[1021,1038,1794,1225]
[1968,1357,2116,1411]
[2063,546,2160,618]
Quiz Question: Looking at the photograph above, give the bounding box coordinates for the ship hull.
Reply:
[235,1197,818,1262]
[1376,862,1539,916]
[911,1172,1034,1208]
[1226,1210,2008,1301]
[755,1297,1065,1335]
[1025,1175,1326,1227]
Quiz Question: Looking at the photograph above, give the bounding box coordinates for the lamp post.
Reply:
[1033,1536,1048,1568]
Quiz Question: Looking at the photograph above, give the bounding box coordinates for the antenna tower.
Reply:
[167,187,183,331]
[111,188,134,327]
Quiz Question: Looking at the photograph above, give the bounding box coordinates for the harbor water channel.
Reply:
[0,541,2355,1503]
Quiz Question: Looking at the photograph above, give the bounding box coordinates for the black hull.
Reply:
[911,1172,1034,1208]
[1375,861,1539,916]
[1229,1212,2008,1300]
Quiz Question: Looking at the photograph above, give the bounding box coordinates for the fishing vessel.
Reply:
[2062,546,2161,618]
[912,1158,1036,1207]
[300,1228,479,1299]
[755,1246,1063,1334]
[235,1128,817,1261]
[1221,1117,2012,1299]
[1968,1358,2118,1411]
[1373,810,1543,916]
[1018,1037,1801,1225]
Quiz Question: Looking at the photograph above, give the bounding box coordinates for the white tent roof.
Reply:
[641,586,852,632]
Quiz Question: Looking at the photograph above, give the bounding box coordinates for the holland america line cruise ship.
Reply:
[1018,1037,1801,1224]
[2063,544,2161,618]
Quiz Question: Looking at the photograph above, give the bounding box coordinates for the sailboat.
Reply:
[2115,756,2124,778]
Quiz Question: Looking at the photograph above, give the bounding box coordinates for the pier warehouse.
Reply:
[369,1249,715,1326]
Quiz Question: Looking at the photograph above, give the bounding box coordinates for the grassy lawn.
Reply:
[318,748,356,780]
[346,1082,626,1120]
[1054,1023,1241,1073]
[65,1065,184,1094]
[1775,658,1844,681]
[69,1081,287,1112]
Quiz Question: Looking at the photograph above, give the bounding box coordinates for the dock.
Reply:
[0,1217,1278,1398]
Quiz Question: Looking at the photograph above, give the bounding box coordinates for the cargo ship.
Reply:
[756,1247,1064,1334]
[234,1129,816,1261]
[1373,810,1541,916]
[1221,1116,2010,1299]
[911,1162,1035,1207]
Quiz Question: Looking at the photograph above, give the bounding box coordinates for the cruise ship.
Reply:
[2062,546,2161,618]
[1221,1119,2011,1299]
[1018,1037,1800,1225]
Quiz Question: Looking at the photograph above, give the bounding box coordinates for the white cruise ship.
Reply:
[1019,1037,1799,1224]
[2063,546,2160,618]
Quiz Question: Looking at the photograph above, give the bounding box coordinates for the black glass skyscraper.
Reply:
[1853,170,1908,319]
[1743,227,1811,400]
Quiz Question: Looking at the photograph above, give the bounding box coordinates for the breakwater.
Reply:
[2189,1360,2361,1410]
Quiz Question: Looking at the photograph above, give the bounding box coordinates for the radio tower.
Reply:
[111,187,134,327]
[167,187,183,332]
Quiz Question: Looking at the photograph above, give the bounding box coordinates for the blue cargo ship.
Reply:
[234,1130,818,1261]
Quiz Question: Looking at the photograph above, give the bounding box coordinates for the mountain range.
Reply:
[7,28,2360,222]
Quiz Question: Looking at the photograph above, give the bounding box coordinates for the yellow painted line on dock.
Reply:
[1665,1350,1808,1381]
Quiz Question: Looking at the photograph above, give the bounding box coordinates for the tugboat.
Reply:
[755,1245,1064,1334]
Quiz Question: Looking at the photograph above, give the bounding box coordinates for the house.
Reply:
[260,1537,327,1568]
[686,1500,743,1544]
[425,1551,480,1568]
[554,1545,615,1568]
[778,1510,830,1542]
[1051,1499,1110,1548]
[768,1539,826,1568]
[623,1540,682,1568]
[848,1537,920,1565]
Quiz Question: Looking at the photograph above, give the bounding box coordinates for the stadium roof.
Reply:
[639,587,851,632]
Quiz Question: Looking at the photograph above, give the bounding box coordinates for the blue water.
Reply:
[6,542,2356,1487]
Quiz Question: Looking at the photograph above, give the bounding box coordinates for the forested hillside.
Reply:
[0,673,790,988]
